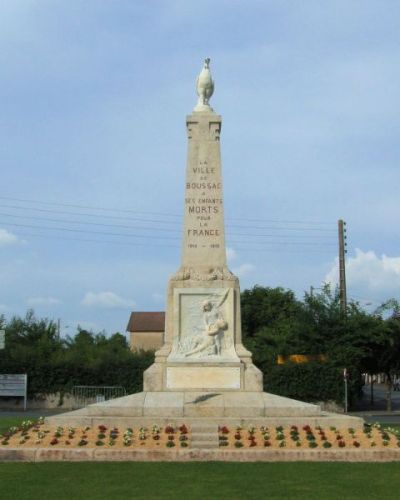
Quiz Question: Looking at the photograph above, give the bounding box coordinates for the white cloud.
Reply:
[81,291,136,309]
[226,247,237,263]
[0,228,18,246]
[27,296,61,306]
[232,263,255,278]
[324,249,400,302]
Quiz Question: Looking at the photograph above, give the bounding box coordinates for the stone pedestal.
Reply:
[143,109,262,393]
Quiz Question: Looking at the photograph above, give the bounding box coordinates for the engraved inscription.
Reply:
[184,155,224,253]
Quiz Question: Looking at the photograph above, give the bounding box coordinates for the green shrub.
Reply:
[262,361,361,405]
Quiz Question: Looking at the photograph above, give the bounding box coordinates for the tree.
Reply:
[370,300,400,411]
[241,285,387,407]
[0,311,153,398]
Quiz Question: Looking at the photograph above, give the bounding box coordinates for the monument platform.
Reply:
[46,391,363,429]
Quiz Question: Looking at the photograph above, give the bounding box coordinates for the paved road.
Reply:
[356,414,400,425]
[0,409,66,417]
[355,383,400,412]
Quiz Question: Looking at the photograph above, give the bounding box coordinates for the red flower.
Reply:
[234,433,241,440]
[220,426,229,434]
[338,440,346,448]
[65,440,71,445]
[165,426,174,434]
[336,435,343,441]
[303,425,311,432]
[179,425,188,434]
[353,441,360,448]
[250,441,257,447]
[98,425,107,433]
[264,440,271,447]
[50,438,58,446]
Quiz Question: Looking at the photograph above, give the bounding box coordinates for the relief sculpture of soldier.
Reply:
[185,291,228,357]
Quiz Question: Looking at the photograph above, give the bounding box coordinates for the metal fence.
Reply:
[0,374,27,410]
[72,385,126,409]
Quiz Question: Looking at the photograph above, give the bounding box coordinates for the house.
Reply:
[126,312,165,352]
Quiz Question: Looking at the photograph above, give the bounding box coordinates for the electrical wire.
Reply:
[0,195,336,228]
[0,211,336,242]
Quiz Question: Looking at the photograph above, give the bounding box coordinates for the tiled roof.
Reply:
[126,311,165,332]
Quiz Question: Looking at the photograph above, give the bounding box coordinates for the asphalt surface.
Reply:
[355,383,400,411]
[0,409,66,417]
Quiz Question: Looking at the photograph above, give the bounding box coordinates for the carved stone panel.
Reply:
[167,287,239,363]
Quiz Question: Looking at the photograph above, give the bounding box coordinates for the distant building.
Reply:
[126,312,165,352]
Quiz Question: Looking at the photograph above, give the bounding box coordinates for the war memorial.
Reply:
[2,60,400,462]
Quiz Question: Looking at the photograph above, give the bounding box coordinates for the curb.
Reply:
[1,447,400,462]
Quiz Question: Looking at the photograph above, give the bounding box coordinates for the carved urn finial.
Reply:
[194,57,214,112]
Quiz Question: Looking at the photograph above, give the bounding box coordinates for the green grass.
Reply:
[0,417,26,434]
[0,462,400,500]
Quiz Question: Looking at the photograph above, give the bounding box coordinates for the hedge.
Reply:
[263,361,362,407]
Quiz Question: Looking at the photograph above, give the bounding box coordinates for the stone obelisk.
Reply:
[144,59,263,392]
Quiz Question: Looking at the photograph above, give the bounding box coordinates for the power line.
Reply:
[0,211,182,233]
[0,221,181,241]
[229,239,336,247]
[11,230,335,254]
[0,203,337,233]
[1,220,337,248]
[0,203,181,226]
[13,231,181,248]
[0,211,336,242]
[0,195,181,218]
[228,223,335,232]
[0,195,335,228]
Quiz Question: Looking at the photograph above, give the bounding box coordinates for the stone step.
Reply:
[190,425,218,433]
[191,433,217,441]
[191,440,218,449]
[190,423,219,449]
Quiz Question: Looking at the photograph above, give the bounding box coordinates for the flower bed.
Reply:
[3,420,399,452]
[0,419,191,449]
[218,423,400,450]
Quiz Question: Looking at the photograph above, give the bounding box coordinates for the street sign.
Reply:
[0,330,5,349]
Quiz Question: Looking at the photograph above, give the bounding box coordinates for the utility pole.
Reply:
[338,219,347,316]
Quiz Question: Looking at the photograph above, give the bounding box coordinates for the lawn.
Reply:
[1,462,400,500]
[0,417,26,434]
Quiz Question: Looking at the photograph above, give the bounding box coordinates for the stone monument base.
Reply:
[46,391,363,430]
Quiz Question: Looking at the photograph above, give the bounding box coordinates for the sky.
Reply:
[0,0,399,336]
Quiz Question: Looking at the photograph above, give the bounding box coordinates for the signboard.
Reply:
[0,374,27,410]
[0,330,4,349]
